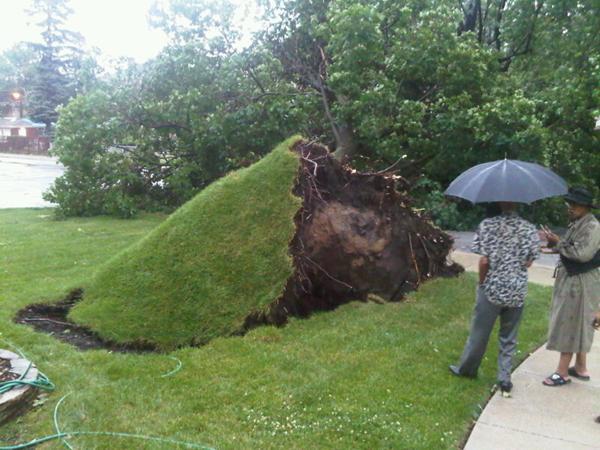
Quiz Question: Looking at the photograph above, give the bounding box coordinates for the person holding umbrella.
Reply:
[540,187,600,387]
[445,158,567,396]
[448,201,540,395]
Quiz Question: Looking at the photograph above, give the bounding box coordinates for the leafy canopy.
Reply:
[45,0,598,227]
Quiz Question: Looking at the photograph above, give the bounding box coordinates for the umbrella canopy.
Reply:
[444,159,567,204]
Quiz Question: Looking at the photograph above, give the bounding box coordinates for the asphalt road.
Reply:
[0,152,64,208]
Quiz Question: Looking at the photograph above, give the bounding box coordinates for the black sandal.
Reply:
[543,372,571,387]
[568,366,590,381]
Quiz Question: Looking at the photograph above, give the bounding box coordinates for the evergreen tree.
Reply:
[26,0,84,128]
[0,43,37,117]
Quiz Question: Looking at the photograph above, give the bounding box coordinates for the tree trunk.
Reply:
[331,124,358,162]
[458,0,481,37]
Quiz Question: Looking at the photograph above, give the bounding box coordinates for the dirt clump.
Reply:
[0,359,18,383]
[243,140,462,328]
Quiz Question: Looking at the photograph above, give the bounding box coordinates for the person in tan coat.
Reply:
[540,187,600,386]
[595,311,600,424]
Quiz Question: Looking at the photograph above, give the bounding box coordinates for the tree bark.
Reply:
[458,0,481,37]
[331,124,358,162]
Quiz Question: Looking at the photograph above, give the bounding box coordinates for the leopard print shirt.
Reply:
[472,213,540,307]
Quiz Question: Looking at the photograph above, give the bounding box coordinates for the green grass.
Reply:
[69,136,302,349]
[0,208,552,449]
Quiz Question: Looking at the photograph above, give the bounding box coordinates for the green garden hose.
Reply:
[0,430,214,450]
[1,393,214,450]
[0,338,53,396]
[0,361,55,395]
[161,356,183,378]
[53,393,74,450]
[1,339,207,450]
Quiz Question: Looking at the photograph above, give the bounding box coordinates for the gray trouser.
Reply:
[456,286,524,383]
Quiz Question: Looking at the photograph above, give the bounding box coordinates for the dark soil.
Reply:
[243,140,463,328]
[14,289,157,353]
[17,139,463,350]
[0,358,18,383]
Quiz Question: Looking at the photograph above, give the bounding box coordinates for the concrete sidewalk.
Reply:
[451,251,600,450]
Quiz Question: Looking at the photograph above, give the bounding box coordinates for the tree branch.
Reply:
[244,65,266,94]
[477,0,484,42]
[488,0,507,50]
[499,0,543,71]
[314,73,342,148]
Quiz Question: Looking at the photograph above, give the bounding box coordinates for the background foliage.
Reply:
[0,0,100,128]
[3,0,597,226]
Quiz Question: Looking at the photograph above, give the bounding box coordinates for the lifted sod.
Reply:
[22,137,460,351]
[68,137,303,350]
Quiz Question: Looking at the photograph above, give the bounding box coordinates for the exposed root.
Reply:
[241,140,462,332]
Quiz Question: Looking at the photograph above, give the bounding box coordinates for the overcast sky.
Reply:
[0,0,170,63]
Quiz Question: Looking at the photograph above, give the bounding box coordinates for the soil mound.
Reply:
[244,140,461,327]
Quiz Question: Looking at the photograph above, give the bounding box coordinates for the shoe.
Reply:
[498,381,513,398]
[568,366,590,381]
[542,372,571,387]
[449,365,476,378]
[449,365,461,376]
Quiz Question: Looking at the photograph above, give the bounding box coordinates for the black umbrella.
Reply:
[444,159,567,204]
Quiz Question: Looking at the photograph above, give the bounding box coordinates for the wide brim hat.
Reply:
[564,187,598,209]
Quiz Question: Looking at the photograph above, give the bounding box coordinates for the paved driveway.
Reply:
[0,153,64,208]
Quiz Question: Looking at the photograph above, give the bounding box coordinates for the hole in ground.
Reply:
[14,289,157,353]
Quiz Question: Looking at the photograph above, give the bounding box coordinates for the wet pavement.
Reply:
[449,231,558,268]
[0,153,64,208]
[453,250,600,450]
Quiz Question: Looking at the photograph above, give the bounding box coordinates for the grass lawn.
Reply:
[0,208,552,449]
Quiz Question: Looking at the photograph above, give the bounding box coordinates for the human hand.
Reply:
[478,256,489,285]
[540,247,559,254]
[540,225,560,247]
[593,312,600,331]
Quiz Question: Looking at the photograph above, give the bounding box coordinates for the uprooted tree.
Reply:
[43,0,599,222]
[19,137,462,351]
